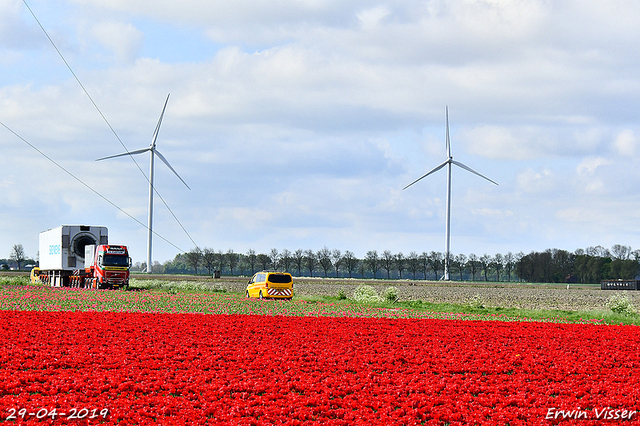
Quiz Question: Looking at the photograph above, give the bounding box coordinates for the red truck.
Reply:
[32,226,131,289]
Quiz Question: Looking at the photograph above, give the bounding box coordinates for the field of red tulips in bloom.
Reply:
[1,285,639,425]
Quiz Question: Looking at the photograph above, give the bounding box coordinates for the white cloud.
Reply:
[516,168,556,194]
[613,129,638,157]
[462,126,543,160]
[583,179,605,193]
[0,0,36,49]
[459,122,612,161]
[89,21,143,63]
[215,207,275,230]
[357,6,390,30]
[572,156,613,195]
[576,156,612,175]
[555,207,592,224]
[472,208,513,220]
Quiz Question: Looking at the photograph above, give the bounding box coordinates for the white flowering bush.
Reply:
[382,286,399,303]
[352,285,382,304]
[607,293,635,316]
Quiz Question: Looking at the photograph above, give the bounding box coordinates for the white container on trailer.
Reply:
[39,226,108,271]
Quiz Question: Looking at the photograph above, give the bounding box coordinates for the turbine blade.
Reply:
[151,94,170,148]
[96,147,151,161]
[445,106,451,158]
[403,159,450,190]
[451,160,499,185]
[155,149,191,190]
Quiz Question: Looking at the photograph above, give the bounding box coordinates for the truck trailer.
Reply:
[33,225,131,289]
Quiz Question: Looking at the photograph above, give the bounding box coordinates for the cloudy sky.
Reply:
[2,0,640,265]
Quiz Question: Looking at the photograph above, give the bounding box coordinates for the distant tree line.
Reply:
[517,245,640,284]
[132,244,640,284]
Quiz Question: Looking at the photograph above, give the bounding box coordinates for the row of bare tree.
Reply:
[154,244,639,283]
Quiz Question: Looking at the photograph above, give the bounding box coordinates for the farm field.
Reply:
[1,280,639,425]
[211,279,635,312]
[124,273,640,312]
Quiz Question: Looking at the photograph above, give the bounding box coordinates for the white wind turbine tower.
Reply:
[403,106,498,280]
[97,94,190,273]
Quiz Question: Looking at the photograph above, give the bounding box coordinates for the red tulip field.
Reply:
[1,285,638,425]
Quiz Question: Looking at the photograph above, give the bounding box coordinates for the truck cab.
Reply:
[86,244,131,289]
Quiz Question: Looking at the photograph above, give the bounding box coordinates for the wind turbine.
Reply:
[403,106,498,280]
[96,94,190,273]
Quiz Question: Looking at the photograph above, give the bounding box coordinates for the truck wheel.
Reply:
[246,291,250,298]
[259,291,264,300]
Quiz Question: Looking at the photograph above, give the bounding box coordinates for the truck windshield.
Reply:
[102,255,129,267]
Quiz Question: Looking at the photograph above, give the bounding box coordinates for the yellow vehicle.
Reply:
[30,267,41,283]
[246,271,293,300]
